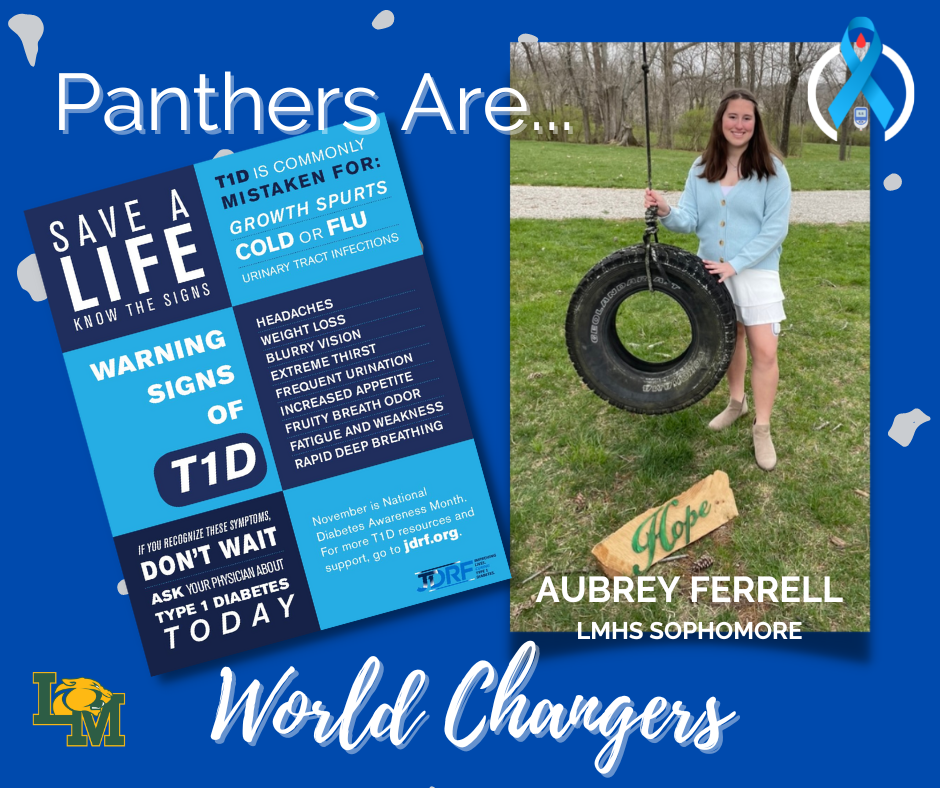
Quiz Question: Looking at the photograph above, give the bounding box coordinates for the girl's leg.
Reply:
[745,323,779,425]
[726,321,748,401]
[707,322,748,430]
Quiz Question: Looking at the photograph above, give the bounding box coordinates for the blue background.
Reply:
[2,2,931,784]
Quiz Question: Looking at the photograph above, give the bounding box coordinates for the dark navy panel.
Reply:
[24,166,231,351]
[113,493,318,675]
[154,433,268,507]
[234,255,473,488]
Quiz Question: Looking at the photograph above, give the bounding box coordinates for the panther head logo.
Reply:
[52,678,113,717]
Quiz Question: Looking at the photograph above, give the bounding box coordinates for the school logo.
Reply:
[32,672,126,747]
[808,17,914,141]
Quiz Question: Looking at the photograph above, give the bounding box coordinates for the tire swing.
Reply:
[565,45,737,415]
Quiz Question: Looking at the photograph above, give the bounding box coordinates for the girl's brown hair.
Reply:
[699,88,781,182]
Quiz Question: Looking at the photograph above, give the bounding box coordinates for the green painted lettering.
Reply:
[628,497,713,573]
[685,506,699,544]
[631,508,661,575]
[658,500,679,553]
[671,516,684,542]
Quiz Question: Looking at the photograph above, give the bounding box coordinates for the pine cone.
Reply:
[573,492,586,511]
[690,555,713,572]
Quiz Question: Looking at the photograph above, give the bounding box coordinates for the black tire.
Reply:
[565,243,737,415]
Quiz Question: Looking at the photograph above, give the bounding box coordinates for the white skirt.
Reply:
[723,269,786,326]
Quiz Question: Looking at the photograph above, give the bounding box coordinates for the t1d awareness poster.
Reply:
[3,5,934,786]
[24,116,509,675]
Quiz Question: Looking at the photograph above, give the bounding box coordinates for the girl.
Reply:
[644,88,791,470]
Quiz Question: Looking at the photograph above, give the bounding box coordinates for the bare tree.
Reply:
[780,42,805,156]
[592,43,613,142]
[660,42,675,147]
[589,43,631,143]
[559,43,590,143]
[579,42,599,143]
[747,43,756,91]
[509,41,847,154]
[659,42,698,148]
[536,42,557,119]
[520,42,543,112]
[614,44,642,146]
[839,58,850,161]
[757,43,767,94]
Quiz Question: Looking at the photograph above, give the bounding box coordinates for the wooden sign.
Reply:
[593,471,737,576]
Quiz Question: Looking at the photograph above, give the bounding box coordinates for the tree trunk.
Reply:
[747,43,756,91]
[536,42,555,119]
[839,60,849,161]
[581,42,599,143]
[591,42,606,141]
[757,43,767,94]
[616,126,640,146]
[839,114,849,160]
[718,42,727,92]
[699,42,709,108]
[733,42,742,86]
[521,42,543,113]
[659,42,699,149]
[590,42,621,143]
[563,43,592,144]
[661,42,674,148]
[779,42,803,157]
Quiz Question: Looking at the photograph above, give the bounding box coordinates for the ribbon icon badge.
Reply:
[829,17,895,129]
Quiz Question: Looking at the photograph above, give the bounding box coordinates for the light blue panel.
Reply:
[63,310,282,536]
[194,115,422,305]
[285,440,510,628]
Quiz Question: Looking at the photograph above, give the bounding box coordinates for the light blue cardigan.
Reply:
[661,156,791,273]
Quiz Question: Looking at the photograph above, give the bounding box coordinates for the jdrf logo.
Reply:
[415,560,475,593]
[32,672,126,747]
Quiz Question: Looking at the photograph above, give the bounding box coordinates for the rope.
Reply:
[642,43,654,194]
[640,43,669,292]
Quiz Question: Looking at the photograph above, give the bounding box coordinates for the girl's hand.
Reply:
[644,189,670,217]
[703,259,736,283]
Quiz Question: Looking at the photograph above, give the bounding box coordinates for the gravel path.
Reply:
[510,186,869,224]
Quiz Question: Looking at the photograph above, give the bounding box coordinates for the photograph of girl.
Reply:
[509,41,870,633]
[644,88,789,470]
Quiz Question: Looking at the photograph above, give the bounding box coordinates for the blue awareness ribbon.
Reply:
[829,17,894,129]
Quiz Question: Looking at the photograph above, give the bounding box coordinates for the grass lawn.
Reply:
[510,141,870,191]
[510,218,870,632]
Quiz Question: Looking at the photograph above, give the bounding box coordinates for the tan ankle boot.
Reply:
[752,423,776,470]
[708,396,748,431]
